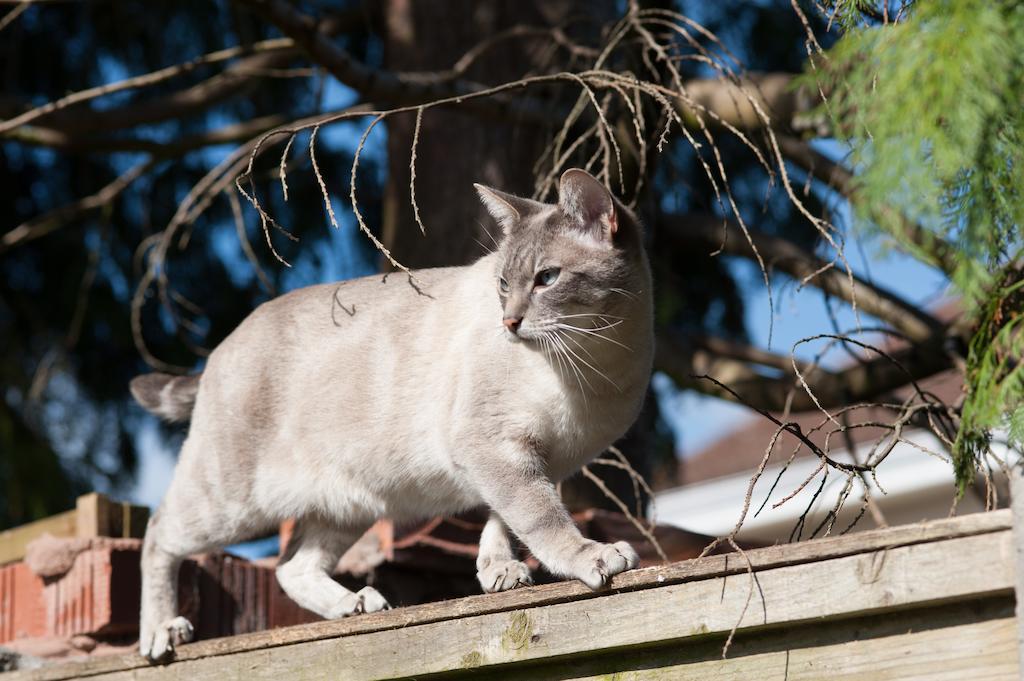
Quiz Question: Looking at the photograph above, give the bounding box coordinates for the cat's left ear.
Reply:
[474,184,543,234]
[558,169,617,242]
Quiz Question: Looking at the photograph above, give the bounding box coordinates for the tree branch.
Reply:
[691,333,819,374]
[37,50,298,137]
[655,331,954,412]
[6,113,285,155]
[0,39,293,135]
[658,213,946,344]
[238,0,556,124]
[656,332,808,410]
[1,159,155,253]
[16,10,364,137]
[776,134,960,276]
[676,72,823,133]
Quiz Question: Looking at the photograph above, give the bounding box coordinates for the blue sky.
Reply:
[654,241,950,458]
[653,138,951,457]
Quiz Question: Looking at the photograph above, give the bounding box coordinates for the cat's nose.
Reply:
[503,317,522,334]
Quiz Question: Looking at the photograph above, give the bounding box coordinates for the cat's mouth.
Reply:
[504,326,528,343]
[503,322,542,344]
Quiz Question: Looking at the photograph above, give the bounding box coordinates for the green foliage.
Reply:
[816,0,1024,491]
[956,276,1024,490]
[821,0,894,30]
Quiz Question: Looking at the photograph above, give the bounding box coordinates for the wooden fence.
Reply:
[0,494,149,566]
[5,508,1016,680]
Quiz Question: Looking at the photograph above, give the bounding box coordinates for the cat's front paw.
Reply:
[329,586,392,618]
[570,540,639,590]
[477,559,533,593]
[140,616,193,663]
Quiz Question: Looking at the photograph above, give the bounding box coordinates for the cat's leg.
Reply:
[464,442,638,590]
[139,505,211,663]
[140,449,267,662]
[476,512,533,593]
[276,519,390,618]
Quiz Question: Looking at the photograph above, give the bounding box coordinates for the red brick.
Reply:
[0,561,46,642]
[43,544,141,638]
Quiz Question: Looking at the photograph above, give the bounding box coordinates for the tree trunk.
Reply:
[381,0,592,269]
[381,0,652,514]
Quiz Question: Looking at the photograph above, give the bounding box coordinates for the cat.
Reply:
[131,168,654,662]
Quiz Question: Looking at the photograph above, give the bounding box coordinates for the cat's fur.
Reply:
[131,169,654,662]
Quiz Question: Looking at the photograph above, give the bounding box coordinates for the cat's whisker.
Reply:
[555,335,590,393]
[557,343,605,399]
[559,328,599,361]
[551,318,625,337]
[473,237,495,255]
[538,316,625,334]
[556,323,633,352]
[564,319,624,333]
[542,334,571,390]
[480,225,501,251]
[548,336,568,382]
[553,329,620,393]
[554,312,627,322]
[547,331,593,400]
[609,287,640,301]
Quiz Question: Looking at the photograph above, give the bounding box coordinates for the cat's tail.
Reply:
[130,373,201,422]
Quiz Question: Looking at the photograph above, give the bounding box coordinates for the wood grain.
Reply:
[1010,466,1024,674]
[36,507,1009,679]
[498,603,1018,681]
[10,518,1014,681]
[0,510,76,566]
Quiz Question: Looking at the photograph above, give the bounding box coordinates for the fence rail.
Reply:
[5,509,1016,680]
[0,493,149,566]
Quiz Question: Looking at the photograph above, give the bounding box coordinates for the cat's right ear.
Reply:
[474,184,539,234]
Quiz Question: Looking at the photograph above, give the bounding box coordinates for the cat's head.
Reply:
[474,168,647,346]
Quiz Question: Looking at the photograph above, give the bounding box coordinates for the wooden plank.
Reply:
[75,493,148,539]
[494,601,1018,680]
[9,510,1010,679]
[1010,464,1024,673]
[12,528,1014,681]
[185,508,1013,658]
[75,509,1020,674]
[123,502,150,539]
[782,618,1017,681]
[76,493,110,538]
[0,510,77,566]
[101,493,149,536]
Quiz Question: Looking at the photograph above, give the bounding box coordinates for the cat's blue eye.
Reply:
[498,277,510,294]
[535,268,561,287]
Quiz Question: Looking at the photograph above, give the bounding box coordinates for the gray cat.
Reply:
[131,168,654,662]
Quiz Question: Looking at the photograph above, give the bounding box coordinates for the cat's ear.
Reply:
[474,184,541,234]
[558,168,617,241]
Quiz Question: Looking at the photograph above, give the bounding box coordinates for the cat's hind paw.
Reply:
[478,559,533,593]
[140,616,193,663]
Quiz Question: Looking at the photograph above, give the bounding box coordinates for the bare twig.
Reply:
[409,107,426,235]
[0,1,29,33]
[580,465,669,563]
[1,158,155,253]
[0,39,292,135]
